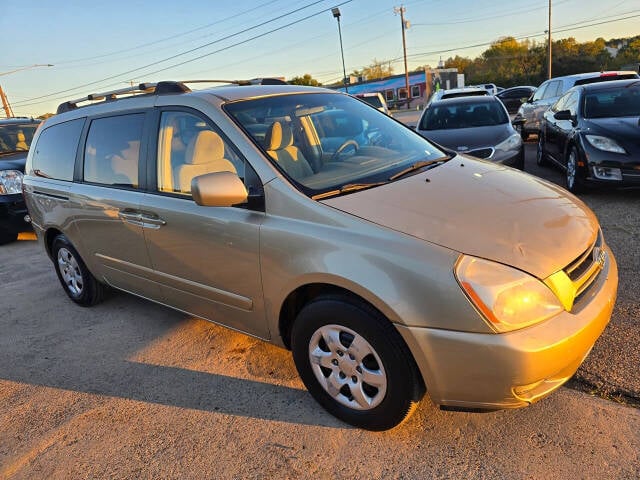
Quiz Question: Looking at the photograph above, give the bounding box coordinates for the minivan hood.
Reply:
[322,157,598,279]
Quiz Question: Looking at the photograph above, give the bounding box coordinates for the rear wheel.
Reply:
[52,234,107,306]
[291,295,423,431]
[0,230,18,245]
[565,146,585,193]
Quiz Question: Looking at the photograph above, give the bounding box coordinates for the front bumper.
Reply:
[396,245,618,410]
[0,193,31,234]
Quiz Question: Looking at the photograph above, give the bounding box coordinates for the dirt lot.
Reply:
[1,144,639,479]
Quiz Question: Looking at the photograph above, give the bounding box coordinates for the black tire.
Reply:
[515,145,525,171]
[565,146,585,194]
[0,230,18,245]
[536,133,548,167]
[516,123,529,142]
[291,295,424,431]
[51,234,106,306]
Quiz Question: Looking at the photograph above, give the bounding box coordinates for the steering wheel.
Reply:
[330,139,359,161]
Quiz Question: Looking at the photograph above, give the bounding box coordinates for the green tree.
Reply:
[288,74,322,86]
[352,59,394,81]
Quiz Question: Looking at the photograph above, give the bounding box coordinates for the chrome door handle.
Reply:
[117,211,144,226]
[139,214,166,229]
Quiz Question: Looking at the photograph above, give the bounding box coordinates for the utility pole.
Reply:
[394,5,410,109]
[0,86,14,118]
[548,0,552,79]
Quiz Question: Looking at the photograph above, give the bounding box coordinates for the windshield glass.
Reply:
[0,123,39,154]
[357,95,383,109]
[419,101,509,130]
[225,93,447,195]
[583,84,640,118]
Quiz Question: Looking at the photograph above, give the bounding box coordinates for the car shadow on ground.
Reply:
[0,248,346,428]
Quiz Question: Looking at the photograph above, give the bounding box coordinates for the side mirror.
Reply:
[512,117,525,126]
[553,109,572,121]
[191,171,248,207]
[409,125,417,130]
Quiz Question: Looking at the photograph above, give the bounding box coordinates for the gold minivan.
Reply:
[23,81,618,430]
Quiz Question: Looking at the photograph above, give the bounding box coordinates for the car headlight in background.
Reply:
[495,133,522,152]
[455,255,564,333]
[0,170,24,195]
[585,135,626,154]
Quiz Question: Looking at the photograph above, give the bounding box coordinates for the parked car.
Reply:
[469,83,498,95]
[537,79,640,192]
[416,96,523,169]
[496,86,537,115]
[353,92,392,116]
[427,87,489,105]
[0,117,40,244]
[23,80,617,430]
[513,71,639,140]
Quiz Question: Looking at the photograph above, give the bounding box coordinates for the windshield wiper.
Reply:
[312,181,389,200]
[389,156,452,181]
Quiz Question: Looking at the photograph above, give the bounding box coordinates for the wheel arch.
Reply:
[281,282,427,402]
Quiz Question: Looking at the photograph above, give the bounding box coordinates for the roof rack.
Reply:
[56,77,287,114]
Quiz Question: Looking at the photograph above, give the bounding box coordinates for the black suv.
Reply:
[0,117,40,244]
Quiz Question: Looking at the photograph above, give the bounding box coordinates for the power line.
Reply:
[51,0,283,66]
[12,0,332,107]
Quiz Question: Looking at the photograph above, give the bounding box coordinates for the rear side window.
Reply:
[83,114,144,187]
[31,118,84,181]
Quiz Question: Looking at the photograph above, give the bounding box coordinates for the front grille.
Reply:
[565,230,605,304]
[466,147,494,159]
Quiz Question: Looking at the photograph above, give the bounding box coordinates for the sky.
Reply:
[2,0,638,116]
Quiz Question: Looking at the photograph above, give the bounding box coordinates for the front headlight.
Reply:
[495,133,522,152]
[455,255,564,333]
[0,170,23,195]
[585,135,626,154]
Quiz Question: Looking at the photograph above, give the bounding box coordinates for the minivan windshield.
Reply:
[225,93,448,197]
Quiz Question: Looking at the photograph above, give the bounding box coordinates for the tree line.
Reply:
[444,35,640,87]
[289,35,639,88]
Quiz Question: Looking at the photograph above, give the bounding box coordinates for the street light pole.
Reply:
[394,6,410,109]
[332,8,348,93]
[0,63,54,118]
[0,63,54,77]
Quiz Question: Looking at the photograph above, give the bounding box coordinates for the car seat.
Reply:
[178,130,237,193]
[265,121,313,180]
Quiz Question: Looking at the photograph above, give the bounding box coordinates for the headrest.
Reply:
[17,132,26,142]
[185,130,224,165]
[265,121,293,151]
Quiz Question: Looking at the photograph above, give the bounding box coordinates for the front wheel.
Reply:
[565,146,585,193]
[0,230,18,245]
[536,134,548,167]
[291,296,424,431]
[52,234,107,306]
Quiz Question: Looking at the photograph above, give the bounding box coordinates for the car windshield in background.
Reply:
[358,95,383,109]
[419,101,509,130]
[583,84,640,118]
[225,93,447,196]
[0,123,39,154]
